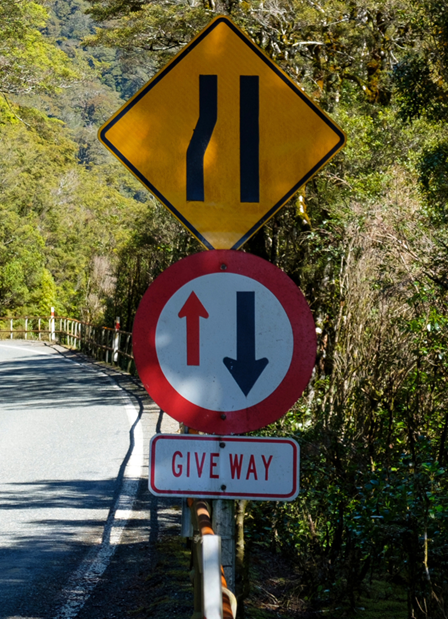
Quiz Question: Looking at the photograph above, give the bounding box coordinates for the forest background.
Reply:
[1,1,448,617]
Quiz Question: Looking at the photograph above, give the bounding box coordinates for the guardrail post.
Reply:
[101,328,106,362]
[126,334,133,373]
[202,535,223,619]
[113,317,120,363]
[10,318,13,339]
[181,499,193,538]
[50,307,55,341]
[25,316,28,340]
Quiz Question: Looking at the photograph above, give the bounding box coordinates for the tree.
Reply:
[2,0,448,615]
[0,0,78,98]
[394,0,448,122]
[84,0,413,108]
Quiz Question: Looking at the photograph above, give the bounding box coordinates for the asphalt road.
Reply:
[0,341,147,618]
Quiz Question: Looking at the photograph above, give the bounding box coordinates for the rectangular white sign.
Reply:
[148,435,299,500]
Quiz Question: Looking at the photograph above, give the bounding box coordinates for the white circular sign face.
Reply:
[133,250,316,434]
[155,273,293,411]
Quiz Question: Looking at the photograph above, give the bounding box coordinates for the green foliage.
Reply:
[2,1,448,617]
[104,203,202,331]
[246,185,448,616]
[0,209,47,312]
[0,94,147,318]
[0,0,158,321]
[84,0,415,109]
[0,0,78,96]
[394,0,448,122]
[418,141,448,222]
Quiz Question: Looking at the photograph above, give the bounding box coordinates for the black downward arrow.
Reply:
[223,291,269,396]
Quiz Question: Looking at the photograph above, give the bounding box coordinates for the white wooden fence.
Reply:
[0,311,134,373]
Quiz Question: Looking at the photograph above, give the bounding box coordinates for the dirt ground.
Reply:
[76,489,193,619]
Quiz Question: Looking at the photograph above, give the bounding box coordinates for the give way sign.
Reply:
[132,250,316,434]
[149,434,300,500]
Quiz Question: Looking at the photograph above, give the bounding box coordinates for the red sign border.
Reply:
[133,250,316,434]
[149,434,300,500]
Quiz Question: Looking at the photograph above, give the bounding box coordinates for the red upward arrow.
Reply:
[178,292,209,366]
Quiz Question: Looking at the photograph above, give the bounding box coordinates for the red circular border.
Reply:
[132,250,316,434]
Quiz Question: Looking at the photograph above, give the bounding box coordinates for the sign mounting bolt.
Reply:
[220,263,227,270]
[219,442,225,448]
[221,485,227,491]
[221,414,226,420]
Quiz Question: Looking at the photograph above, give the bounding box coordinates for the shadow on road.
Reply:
[0,476,181,619]
[0,355,126,409]
[0,344,184,619]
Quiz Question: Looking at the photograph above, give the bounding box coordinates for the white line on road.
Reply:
[53,380,144,619]
[0,343,82,365]
[0,344,55,355]
[0,343,146,618]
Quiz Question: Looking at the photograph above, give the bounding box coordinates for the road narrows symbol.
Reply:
[186,74,260,204]
[186,74,218,201]
[223,291,269,396]
[178,291,209,366]
[100,16,346,250]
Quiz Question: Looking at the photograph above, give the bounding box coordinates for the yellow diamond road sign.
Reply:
[99,16,346,250]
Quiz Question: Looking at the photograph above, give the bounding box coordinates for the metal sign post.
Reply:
[212,500,235,593]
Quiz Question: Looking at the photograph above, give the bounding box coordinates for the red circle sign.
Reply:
[133,250,316,434]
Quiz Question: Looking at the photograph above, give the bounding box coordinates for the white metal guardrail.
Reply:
[0,315,53,340]
[202,535,224,619]
[0,309,134,373]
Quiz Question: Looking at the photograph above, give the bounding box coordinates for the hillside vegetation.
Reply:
[1,1,448,617]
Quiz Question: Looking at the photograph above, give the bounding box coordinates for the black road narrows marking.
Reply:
[186,75,218,201]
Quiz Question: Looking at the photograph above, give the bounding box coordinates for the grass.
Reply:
[243,544,408,619]
[346,579,407,619]
[128,535,192,619]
